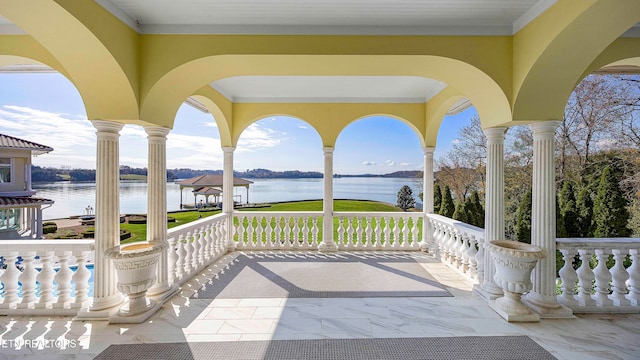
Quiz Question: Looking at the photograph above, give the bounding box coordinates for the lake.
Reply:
[33,177,424,220]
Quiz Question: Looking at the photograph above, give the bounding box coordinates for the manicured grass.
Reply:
[120,210,221,244]
[120,174,147,180]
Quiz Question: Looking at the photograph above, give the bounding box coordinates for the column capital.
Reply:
[323,146,334,155]
[222,146,235,153]
[422,146,435,155]
[529,120,561,136]
[91,120,124,134]
[144,125,170,139]
[483,127,507,142]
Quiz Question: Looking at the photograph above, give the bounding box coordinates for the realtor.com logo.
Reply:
[1,338,78,350]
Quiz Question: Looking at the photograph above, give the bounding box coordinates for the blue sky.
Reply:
[0,73,475,174]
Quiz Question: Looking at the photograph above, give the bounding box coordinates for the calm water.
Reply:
[33,178,423,220]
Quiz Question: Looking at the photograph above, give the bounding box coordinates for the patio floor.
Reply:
[1,251,639,359]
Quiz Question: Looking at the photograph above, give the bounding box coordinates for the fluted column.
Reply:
[523,121,572,318]
[145,126,174,297]
[222,147,236,251]
[419,147,435,252]
[319,146,337,252]
[475,127,506,300]
[89,120,124,311]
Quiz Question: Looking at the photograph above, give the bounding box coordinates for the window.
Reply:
[0,158,11,183]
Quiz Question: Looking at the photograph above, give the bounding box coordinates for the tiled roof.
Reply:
[192,186,222,195]
[0,133,53,155]
[0,196,54,208]
[177,174,253,187]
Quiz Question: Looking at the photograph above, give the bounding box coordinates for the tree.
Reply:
[469,191,484,228]
[434,183,442,213]
[396,185,416,211]
[576,186,594,237]
[453,200,468,223]
[593,166,632,237]
[439,185,455,217]
[559,182,580,237]
[515,190,532,243]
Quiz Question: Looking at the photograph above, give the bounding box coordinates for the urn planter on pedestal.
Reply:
[488,240,546,322]
[105,242,166,324]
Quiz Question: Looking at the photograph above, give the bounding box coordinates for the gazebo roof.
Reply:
[192,186,222,195]
[0,196,54,208]
[177,174,253,187]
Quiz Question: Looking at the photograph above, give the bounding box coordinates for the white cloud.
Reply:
[452,139,461,144]
[400,162,412,167]
[385,160,396,166]
[236,123,282,152]
[204,121,218,128]
[362,161,376,166]
[297,124,308,129]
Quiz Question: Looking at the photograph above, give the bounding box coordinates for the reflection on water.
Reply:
[33,178,423,220]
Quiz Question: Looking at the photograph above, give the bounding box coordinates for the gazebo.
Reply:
[176,174,253,208]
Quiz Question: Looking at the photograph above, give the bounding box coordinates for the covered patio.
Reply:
[1,0,640,358]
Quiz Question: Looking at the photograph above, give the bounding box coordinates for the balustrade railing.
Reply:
[426,214,483,284]
[0,240,94,316]
[234,211,322,250]
[166,213,229,286]
[335,212,422,250]
[556,238,640,313]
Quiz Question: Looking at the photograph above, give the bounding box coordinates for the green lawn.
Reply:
[120,200,411,244]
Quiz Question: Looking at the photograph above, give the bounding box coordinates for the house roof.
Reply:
[177,174,253,187]
[0,134,53,155]
[0,196,54,208]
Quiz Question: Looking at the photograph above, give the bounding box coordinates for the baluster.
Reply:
[609,249,630,306]
[197,227,206,267]
[0,253,20,307]
[448,226,457,265]
[211,222,220,257]
[37,251,56,306]
[592,249,613,306]
[272,216,281,246]
[401,217,410,249]
[18,251,38,308]
[558,248,578,306]
[466,236,478,280]
[373,216,382,248]
[575,249,596,306]
[192,228,202,270]
[311,217,319,246]
[243,216,253,248]
[411,217,419,248]
[301,216,310,248]
[365,217,373,248]
[236,215,245,247]
[73,251,92,306]
[627,249,640,305]
[474,235,485,284]
[167,236,178,284]
[175,234,186,280]
[346,217,354,247]
[265,216,273,247]
[54,251,73,308]
[204,225,214,262]
[183,231,194,274]
[353,217,362,247]
[459,233,469,273]
[392,217,401,248]
[292,217,300,248]
[337,217,345,248]
[383,217,391,248]
[256,216,264,247]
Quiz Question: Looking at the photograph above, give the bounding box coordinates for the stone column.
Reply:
[523,121,572,317]
[89,120,124,311]
[475,127,506,300]
[419,146,435,252]
[222,147,236,251]
[36,208,43,239]
[319,146,337,252]
[145,126,175,298]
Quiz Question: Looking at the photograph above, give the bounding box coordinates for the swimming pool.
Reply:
[1,263,95,299]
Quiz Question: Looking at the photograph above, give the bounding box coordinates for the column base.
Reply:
[109,299,164,324]
[522,292,574,319]
[489,297,540,323]
[148,283,180,303]
[74,294,124,321]
[318,242,338,253]
[418,241,430,253]
[473,282,503,301]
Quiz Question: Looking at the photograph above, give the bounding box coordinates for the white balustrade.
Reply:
[426,214,483,284]
[166,213,229,286]
[234,212,322,250]
[556,238,640,313]
[0,240,94,316]
[335,212,422,250]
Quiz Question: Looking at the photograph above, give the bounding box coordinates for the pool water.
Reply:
[1,264,95,299]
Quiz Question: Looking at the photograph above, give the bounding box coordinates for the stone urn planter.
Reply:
[105,242,167,323]
[487,240,546,322]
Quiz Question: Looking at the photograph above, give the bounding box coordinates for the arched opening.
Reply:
[335,115,423,208]
[235,115,323,205]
